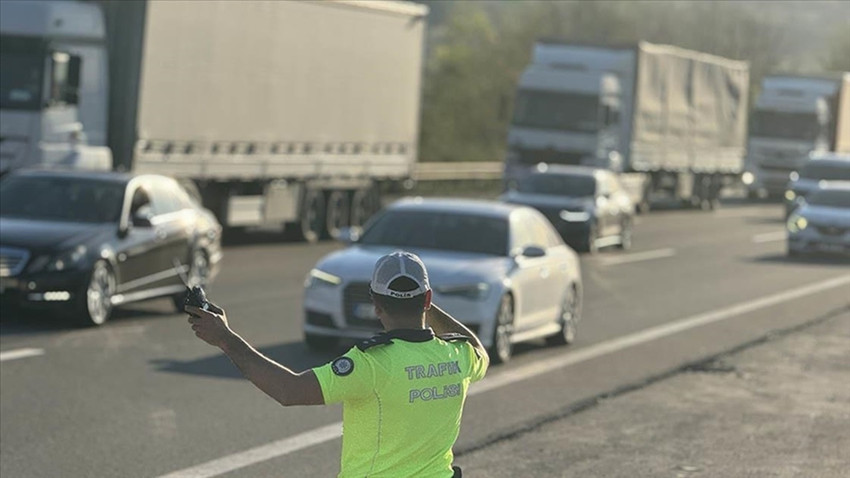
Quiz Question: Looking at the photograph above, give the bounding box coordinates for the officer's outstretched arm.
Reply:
[426,303,489,360]
[187,305,324,406]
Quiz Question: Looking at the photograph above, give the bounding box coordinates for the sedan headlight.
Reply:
[434,282,490,300]
[304,268,342,288]
[742,172,755,185]
[784,190,796,201]
[786,214,808,233]
[32,245,89,272]
[559,210,591,222]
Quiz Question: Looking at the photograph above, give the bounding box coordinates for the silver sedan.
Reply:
[302,198,583,363]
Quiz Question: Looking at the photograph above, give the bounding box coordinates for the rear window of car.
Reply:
[359,210,509,256]
[517,173,596,197]
[800,162,850,181]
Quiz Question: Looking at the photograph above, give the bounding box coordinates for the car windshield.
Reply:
[517,174,596,197]
[750,109,820,141]
[0,36,45,111]
[807,189,850,208]
[512,89,600,133]
[800,162,850,181]
[359,210,509,256]
[0,176,126,223]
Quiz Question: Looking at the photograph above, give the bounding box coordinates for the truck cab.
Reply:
[745,75,842,198]
[0,0,111,175]
[505,67,622,186]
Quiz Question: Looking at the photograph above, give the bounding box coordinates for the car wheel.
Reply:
[350,187,379,228]
[490,294,514,364]
[171,249,210,311]
[79,261,116,326]
[580,222,599,254]
[617,218,633,250]
[546,284,580,346]
[305,333,339,351]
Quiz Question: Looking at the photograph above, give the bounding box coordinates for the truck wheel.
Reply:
[350,187,379,227]
[289,188,325,243]
[324,190,350,239]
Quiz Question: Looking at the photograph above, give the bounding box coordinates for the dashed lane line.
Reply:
[0,348,45,362]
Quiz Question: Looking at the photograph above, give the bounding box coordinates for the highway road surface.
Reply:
[1,200,848,478]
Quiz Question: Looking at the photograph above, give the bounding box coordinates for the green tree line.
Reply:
[417,0,847,163]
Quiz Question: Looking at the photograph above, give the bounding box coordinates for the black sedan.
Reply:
[0,170,222,326]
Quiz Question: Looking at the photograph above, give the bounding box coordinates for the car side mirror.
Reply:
[132,207,153,228]
[337,226,361,244]
[521,245,546,258]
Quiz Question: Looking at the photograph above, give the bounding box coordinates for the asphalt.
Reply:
[459,308,850,478]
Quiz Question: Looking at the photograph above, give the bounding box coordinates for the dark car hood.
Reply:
[0,217,113,252]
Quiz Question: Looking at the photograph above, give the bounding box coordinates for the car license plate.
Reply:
[353,303,378,320]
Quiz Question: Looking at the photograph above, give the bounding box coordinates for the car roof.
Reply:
[809,152,850,162]
[388,197,526,219]
[6,169,175,185]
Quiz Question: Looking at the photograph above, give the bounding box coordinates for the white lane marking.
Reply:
[752,231,787,244]
[0,348,45,362]
[157,424,341,478]
[157,274,850,478]
[599,248,676,266]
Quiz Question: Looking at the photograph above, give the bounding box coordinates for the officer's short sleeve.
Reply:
[312,347,376,404]
[465,342,489,383]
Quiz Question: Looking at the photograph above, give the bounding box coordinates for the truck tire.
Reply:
[288,188,325,243]
[324,190,351,239]
[350,187,380,228]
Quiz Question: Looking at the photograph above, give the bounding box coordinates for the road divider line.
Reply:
[0,348,45,362]
[157,274,850,478]
[752,231,786,243]
[599,248,676,266]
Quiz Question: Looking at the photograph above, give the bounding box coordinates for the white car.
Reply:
[303,198,583,363]
[786,182,850,257]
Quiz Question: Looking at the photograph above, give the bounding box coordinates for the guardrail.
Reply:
[413,161,503,181]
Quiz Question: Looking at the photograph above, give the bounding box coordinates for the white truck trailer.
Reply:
[0,0,427,241]
[744,73,850,198]
[505,41,750,211]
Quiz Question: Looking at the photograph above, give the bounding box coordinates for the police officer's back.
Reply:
[186,251,489,478]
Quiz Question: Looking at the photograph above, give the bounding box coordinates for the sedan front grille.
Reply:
[343,281,381,329]
[815,225,848,236]
[0,247,30,277]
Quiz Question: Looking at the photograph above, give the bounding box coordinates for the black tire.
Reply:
[324,190,351,239]
[489,294,515,364]
[579,222,599,254]
[77,260,116,326]
[171,249,211,311]
[287,188,326,243]
[617,218,633,250]
[546,284,581,346]
[350,187,379,228]
[305,333,339,351]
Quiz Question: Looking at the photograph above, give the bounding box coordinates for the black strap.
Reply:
[452,465,462,478]
[439,332,471,342]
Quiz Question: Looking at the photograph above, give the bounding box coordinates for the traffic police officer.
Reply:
[187,251,489,477]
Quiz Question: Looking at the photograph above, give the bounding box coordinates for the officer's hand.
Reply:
[186,304,232,348]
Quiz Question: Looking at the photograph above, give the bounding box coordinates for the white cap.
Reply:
[370,251,430,299]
